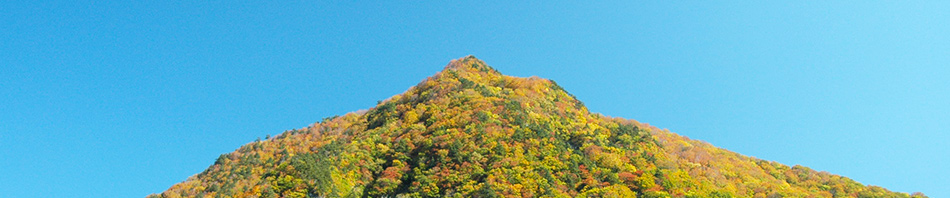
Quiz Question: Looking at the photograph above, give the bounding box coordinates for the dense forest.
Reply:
[151,56,926,198]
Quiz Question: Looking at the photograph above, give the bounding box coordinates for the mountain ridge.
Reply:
[152,56,925,198]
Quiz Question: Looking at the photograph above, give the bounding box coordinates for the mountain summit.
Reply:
[152,56,925,198]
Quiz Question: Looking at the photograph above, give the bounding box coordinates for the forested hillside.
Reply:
[152,56,925,198]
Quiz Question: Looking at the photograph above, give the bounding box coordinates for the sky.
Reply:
[1,1,947,197]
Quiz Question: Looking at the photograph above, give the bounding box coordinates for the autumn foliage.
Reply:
[151,56,925,198]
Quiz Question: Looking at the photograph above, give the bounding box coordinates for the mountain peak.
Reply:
[396,56,584,113]
[442,55,500,76]
[376,56,586,125]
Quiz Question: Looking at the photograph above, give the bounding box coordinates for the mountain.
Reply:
[151,56,926,198]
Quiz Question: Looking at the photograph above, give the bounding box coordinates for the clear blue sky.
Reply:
[2,1,947,197]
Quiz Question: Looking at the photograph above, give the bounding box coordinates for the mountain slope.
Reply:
[152,56,925,198]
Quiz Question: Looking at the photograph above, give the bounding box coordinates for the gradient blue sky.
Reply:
[2,1,947,197]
